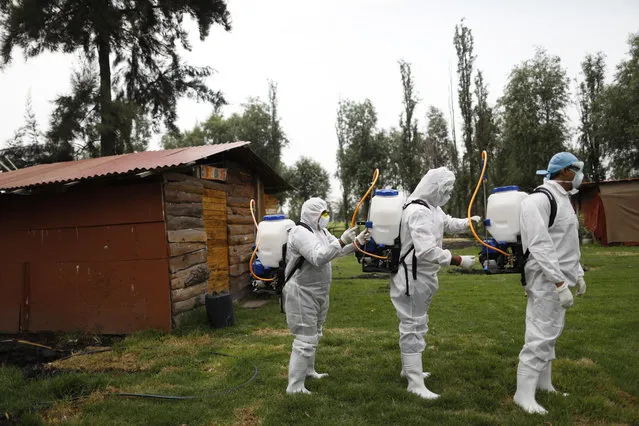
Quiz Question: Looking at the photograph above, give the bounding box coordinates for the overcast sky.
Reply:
[0,0,637,201]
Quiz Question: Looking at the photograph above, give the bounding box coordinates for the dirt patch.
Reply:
[233,404,262,426]
[0,334,123,375]
[327,327,377,336]
[252,328,289,337]
[41,388,112,425]
[443,238,477,249]
[615,389,638,406]
[575,358,596,367]
[594,251,639,257]
[160,365,184,374]
[164,334,213,348]
[446,268,488,275]
[50,349,150,373]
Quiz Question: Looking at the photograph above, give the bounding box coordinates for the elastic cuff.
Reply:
[440,250,453,267]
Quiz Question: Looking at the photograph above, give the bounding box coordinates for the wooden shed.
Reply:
[0,142,289,334]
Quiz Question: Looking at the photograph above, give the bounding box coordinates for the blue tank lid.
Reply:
[375,189,399,196]
[492,185,519,194]
[262,214,286,221]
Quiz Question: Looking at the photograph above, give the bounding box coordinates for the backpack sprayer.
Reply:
[248,200,319,311]
[470,151,557,279]
[355,151,556,282]
[248,199,295,297]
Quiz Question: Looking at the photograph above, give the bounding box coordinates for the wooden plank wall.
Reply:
[264,193,279,215]
[202,188,230,294]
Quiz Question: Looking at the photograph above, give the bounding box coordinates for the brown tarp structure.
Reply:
[582,193,608,243]
[581,180,639,245]
[599,182,639,244]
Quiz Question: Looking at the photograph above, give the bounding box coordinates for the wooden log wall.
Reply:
[224,165,257,296]
[163,163,283,313]
[163,173,210,325]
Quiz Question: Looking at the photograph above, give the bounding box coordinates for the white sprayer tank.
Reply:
[257,214,295,267]
[485,186,528,243]
[369,189,404,245]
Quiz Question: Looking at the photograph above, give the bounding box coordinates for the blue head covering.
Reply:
[536,152,583,179]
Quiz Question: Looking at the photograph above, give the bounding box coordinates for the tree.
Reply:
[45,60,150,159]
[453,19,476,202]
[1,0,231,156]
[498,49,570,190]
[577,52,607,182]
[1,94,75,168]
[423,106,456,172]
[161,83,287,171]
[473,70,499,184]
[335,100,356,223]
[335,99,391,222]
[597,34,639,178]
[285,157,330,222]
[397,60,423,192]
[267,80,288,172]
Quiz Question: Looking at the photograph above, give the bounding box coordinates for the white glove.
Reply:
[356,229,371,246]
[576,276,587,296]
[340,226,358,245]
[555,282,574,309]
[459,255,476,269]
[470,216,481,224]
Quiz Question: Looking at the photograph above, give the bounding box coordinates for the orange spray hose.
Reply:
[249,199,275,282]
[350,169,389,260]
[468,151,510,257]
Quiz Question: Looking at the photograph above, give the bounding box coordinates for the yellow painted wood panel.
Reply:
[202,188,230,293]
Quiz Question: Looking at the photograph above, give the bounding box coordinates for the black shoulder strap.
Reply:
[283,223,314,284]
[298,222,314,233]
[531,187,557,228]
[403,199,431,211]
[521,187,558,286]
[397,199,431,296]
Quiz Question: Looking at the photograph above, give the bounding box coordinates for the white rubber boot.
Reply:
[400,369,430,379]
[537,361,556,392]
[402,353,439,400]
[307,353,328,379]
[537,361,568,396]
[286,351,311,394]
[513,362,547,414]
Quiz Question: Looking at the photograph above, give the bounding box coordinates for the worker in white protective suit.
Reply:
[514,152,587,414]
[390,167,480,400]
[283,197,370,394]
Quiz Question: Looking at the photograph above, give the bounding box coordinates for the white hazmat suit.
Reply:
[390,167,476,400]
[283,198,358,394]
[515,177,584,414]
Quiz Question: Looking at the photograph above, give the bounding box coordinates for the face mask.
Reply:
[558,170,584,193]
[572,171,584,189]
[439,193,451,206]
[318,215,329,229]
[437,183,454,207]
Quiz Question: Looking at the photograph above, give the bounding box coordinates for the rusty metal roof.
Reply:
[0,142,290,192]
[580,177,639,188]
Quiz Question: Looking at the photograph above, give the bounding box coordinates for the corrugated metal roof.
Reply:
[0,142,254,191]
[580,177,639,187]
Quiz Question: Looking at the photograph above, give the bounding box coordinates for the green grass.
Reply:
[1,244,638,425]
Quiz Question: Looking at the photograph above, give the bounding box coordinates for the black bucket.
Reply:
[205,292,235,329]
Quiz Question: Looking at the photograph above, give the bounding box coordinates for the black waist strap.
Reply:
[399,246,416,296]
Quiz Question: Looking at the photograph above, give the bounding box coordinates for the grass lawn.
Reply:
[1,244,638,425]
